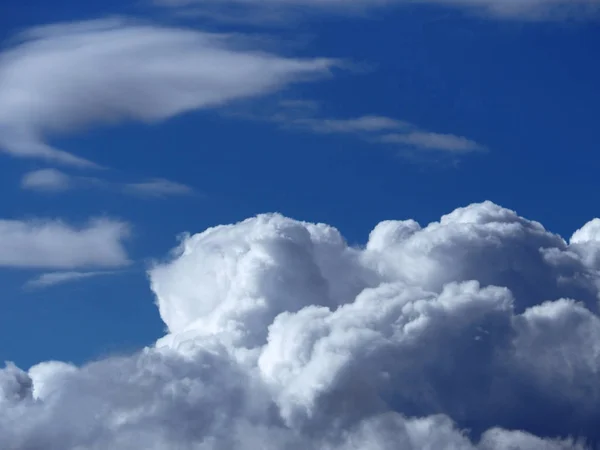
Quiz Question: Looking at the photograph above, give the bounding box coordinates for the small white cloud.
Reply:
[24,271,116,290]
[0,218,130,269]
[380,131,485,153]
[20,168,71,192]
[0,18,337,165]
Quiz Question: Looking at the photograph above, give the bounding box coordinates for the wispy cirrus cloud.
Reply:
[0,18,338,166]
[21,169,196,198]
[24,271,117,290]
[155,0,600,21]
[0,218,130,269]
[288,115,410,134]
[379,130,485,153]
[239,100,486,155]
[123,179,195,198]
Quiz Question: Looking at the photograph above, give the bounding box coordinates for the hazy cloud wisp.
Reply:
[20,168,72,192]
[123,178,195,198]
[260,102,486,155]
[380,130,485,153]
[21,169,195,198]
[24,271,117,290]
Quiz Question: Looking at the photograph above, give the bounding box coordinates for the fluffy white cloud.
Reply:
[0,218,130,269]
[3,201,600,448]
[21,169,195,198]
[0,19,336,165]
[156,0,600,21]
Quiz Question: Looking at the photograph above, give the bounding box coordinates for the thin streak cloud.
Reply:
[21,169,196,198]
[24,271,117,290]
[380,131,485,153]
[238,101,486,156]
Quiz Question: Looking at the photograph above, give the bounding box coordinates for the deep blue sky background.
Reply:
[1,0,599,368]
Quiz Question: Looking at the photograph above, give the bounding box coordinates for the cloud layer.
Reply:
[0,19,336,166]
[3,201,600,448]
[0,217,130,269]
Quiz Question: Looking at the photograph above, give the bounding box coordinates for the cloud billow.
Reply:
[2,201,600,448]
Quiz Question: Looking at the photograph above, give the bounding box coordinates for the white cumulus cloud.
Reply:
[3,201,600,448]
[0,18,337,166]
[0,218,130,269]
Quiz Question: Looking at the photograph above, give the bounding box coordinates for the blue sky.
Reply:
[0,0,599,373]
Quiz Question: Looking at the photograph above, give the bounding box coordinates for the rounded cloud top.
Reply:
[151,201,599,348]
[150,213,367,344]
